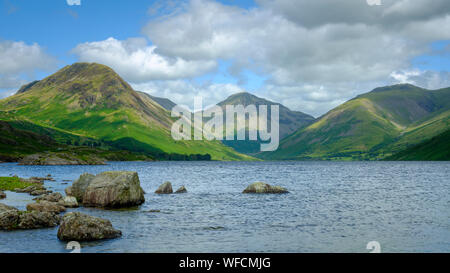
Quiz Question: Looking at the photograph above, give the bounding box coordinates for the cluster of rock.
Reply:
[2,170,289,243]
[155,181,187,194]
[0,203,60,230]
[0,190,5,199]
[1,171,145,241]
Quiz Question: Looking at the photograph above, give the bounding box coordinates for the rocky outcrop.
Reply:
[19,152,106,166]
[175,186,187,193]
[0,190,6,199]
[57,212,122,241]
[33,192,63,202]
[0,203,60,230]
[67,171,145,208]
[58,196,79,208]
[242,182,289,194]
[155,182,173,194]
[26,201,66,214]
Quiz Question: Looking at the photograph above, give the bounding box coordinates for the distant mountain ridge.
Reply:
[214,92,315,154]
[259,84,450,160]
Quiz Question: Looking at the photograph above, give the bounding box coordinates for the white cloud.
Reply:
[68,0,450,116]
[132,80,245,110]
[67,0,81,6]
[137,0,450,115]
[72,37,217,83]
[0,40,56,92]
[390,70,450,90]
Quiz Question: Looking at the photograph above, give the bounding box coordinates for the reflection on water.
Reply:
[0,161,449,253]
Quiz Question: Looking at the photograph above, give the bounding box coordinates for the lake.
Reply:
[0,161,449,253]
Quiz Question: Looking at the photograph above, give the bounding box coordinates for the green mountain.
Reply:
[214,92,315,154]
[386,129,450,161]
[260,84,450,160]
[0,62,253,161]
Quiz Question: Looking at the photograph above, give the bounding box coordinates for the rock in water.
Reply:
[0,190,6,199]
[26,201,66,214]
[155,182,173,194]
[57,212,122,241]
[58,196,79,208]
[70,171,145,208]
[33,192,63,202]
[0,203,60,230]
[175,186,187,194]
[242,182,289,194]
[17,211,61,229]
[0,204,19,230]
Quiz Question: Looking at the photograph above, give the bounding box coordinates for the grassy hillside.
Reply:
[0,63,253,161]
[386,129,450,160]
[260,84,450,160]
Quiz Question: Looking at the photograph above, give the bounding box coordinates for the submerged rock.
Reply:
[26,201,66,214]
[155,182,173,194]
[57,212,122,241]
[0,190,6,199]
[33,192,63,202]
[175,186,187,194]
[69,171,145,208]
[242,182,289,194]
[58,196,79,208]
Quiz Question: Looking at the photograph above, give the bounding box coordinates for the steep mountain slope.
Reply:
[137,91,176,111]
[385,129,450,161]
[260,84,450,160]
[0,63,252,160]
[213,92,315,154]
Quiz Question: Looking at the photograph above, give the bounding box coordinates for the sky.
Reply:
[1,0,450,117]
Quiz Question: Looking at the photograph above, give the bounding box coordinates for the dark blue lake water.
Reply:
[0,161,449,253]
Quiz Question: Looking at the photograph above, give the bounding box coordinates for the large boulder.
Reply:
[57,212,122,241]
[58,196,79,208]
[242,182,289,194]
[69,171,145,208]
[155,182,173,194]
[33,192,63,202]
[68,173,95,202]
[0,203,60,230]
[0,190,6,199]
[26,201,66,214]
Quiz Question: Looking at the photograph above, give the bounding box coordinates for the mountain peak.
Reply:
[370,83,423,93]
